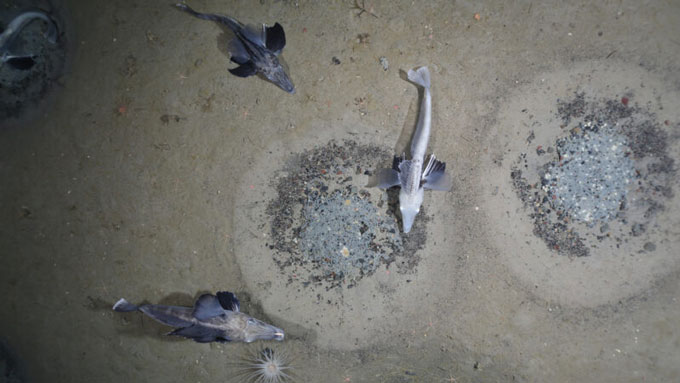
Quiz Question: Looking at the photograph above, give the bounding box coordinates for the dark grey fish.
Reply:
[175,3,295,94]
[113,291,285,343]
[0,9,58,70]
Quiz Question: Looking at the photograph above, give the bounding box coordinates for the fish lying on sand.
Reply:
[371,66,451,233]
[0,9,58,70]
[113,291,284,343]
[175,3,295,93]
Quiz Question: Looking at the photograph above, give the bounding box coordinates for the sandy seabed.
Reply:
[1,0,679,382]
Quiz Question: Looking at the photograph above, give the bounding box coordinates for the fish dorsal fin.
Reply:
[265,23,286,54]
[216,291,240,312]
[398,159,414,189]
[242,23,265,47]
[193,294,227,320]
[392,154,405,171]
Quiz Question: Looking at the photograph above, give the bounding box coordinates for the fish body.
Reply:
[0,9,58,70]
[373,66,451,233]
[175,3,295,93]
[113,291,284,343]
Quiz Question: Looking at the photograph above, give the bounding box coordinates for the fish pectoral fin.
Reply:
[265,23,286,54]
[112,298,138,312]
[193,294,227,320]
[368,168,401,189]
[228,38,250,64]
[423,170,451,191]
[397,159,414,189]
[229,61,257,77]
[216,291,240,312]
[169,325,222,343]
[398,159,412,174]
[422,158,451,191]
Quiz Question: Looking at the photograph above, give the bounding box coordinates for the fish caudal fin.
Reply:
[174,3,241,31]
[112,298,138,312]
[407,66,430,89]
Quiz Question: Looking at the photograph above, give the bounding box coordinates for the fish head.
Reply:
[242,316,285,343]
[399,188,424,233]
[261,56,295,93]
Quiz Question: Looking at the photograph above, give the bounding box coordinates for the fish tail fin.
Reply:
[407,66,430,89]
[174,3,241,31]
[112,298,138,312]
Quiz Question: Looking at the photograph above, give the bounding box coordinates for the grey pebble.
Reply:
[631,223,646,236]
[379,56,389,71]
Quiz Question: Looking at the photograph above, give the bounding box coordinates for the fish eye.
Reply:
[247,318,255,326]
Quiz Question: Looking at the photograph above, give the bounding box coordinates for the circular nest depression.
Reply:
[266,140,427,289]
[232,137,440,349]
[510,93,675,258]
[484,61,680,307]
[1,2,68,121]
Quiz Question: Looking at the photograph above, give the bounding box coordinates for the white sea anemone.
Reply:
[239,346,293,383]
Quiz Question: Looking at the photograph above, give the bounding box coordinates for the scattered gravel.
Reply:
[300,189,401,281]
[511,93,676,257]
[267,140,427,289]
[542,122,636,224]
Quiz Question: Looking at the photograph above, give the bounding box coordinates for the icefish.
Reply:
[113,291,284,343]
[0,9,58,70]
[175,3,295,93]
[372,67,451,233]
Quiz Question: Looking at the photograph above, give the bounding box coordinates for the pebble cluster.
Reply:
[542,123,636,224]
[300,190,401,281]
[511,93,675,257]
[267,140,426,289]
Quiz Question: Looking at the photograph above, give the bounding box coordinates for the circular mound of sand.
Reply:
[231,128,457,349]
[482,60,680,308]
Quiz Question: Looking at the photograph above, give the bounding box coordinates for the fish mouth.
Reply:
[400,207,419,233]
[276,76,295,94]
[246,320,286,342]
[265,66,295,94]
